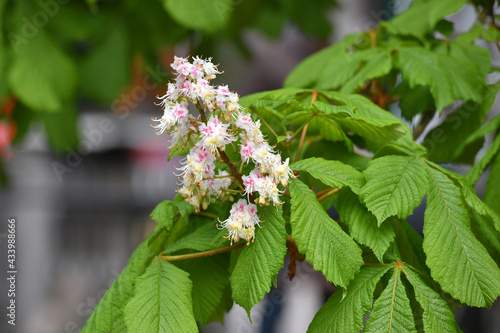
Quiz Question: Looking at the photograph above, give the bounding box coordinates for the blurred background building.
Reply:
[0,0,499,332]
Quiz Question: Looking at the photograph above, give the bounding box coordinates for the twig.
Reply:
[160,243,245,262]
[317,187,342,203]
[253,108,279,139]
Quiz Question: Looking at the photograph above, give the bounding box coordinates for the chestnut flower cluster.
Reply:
[152,56,293,244]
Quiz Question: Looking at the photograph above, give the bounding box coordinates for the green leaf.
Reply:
[402,265,460,333]
[396,46,483,111]
[162,0,233,33]
[456,24,484,43]
[307,265,392,333]
[424,163,500,307]
[386,0,466,39]
[291,157,365,195]
[206,283,233,323]
[289,178,363,287]
[464,112,500,145]
[151,201,175,230]
[38,102,79,152]
[450,41,491,77]
[176,255,230,325]
[460,176,500,233]
[318,92,408,150]
[164,221,221,254]
[361,155,428,224]
[374,134,428,159]
[173,197,196,217]
[337,189,395,262]
[231,205,287,315]
[470,211,500,266]
[321,91,404,127]
[365,265,417,333]
[8,31,77,113]
[314,47,384,91]
[465,134,500,185]
[239,87,310,109]
[484,151,500,216]
[80,19,131,104]
[390,218,428,275]
[81,228,169,332]
[284,33,363,88]
[110,315,127,333]
[423,82,500,163]
[340,48,393,94]
[395,83,435,120]
[124,258,198,333]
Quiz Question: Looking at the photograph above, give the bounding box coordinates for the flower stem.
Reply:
[291,114,315,140]
[193,211,218,219]
[195,99,252,200]
[253,108,279,139]
[294,92,317,163]
[221,188,244,194]
[160,243,245,262]
[317,186,342,203]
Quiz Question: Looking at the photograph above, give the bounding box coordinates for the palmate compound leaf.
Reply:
[231,205,287,315]
[307,265,392,333]
[337,189,395,262]
[291,157,365,195]
[424,163,500,307]
[124,258,198,333]
[364,264,417,333]
[81,228,169,332]
[289,179,363,287]
[396,46,483,112]
[401,265,460,333]
[360,155,428,225]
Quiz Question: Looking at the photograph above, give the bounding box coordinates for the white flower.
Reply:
[201,170,231,197]
[178,143,215,183]
[242,169,264,196]
[254,175,283,206]
[155,55,294,230]
[199,116,236,152]
[218,199,261,244]
[273,158,294,186]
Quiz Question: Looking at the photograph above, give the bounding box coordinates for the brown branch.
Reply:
[160,243,245,262]
[317,187,342,203]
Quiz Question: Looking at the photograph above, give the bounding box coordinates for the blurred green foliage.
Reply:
[0,0,337,153]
